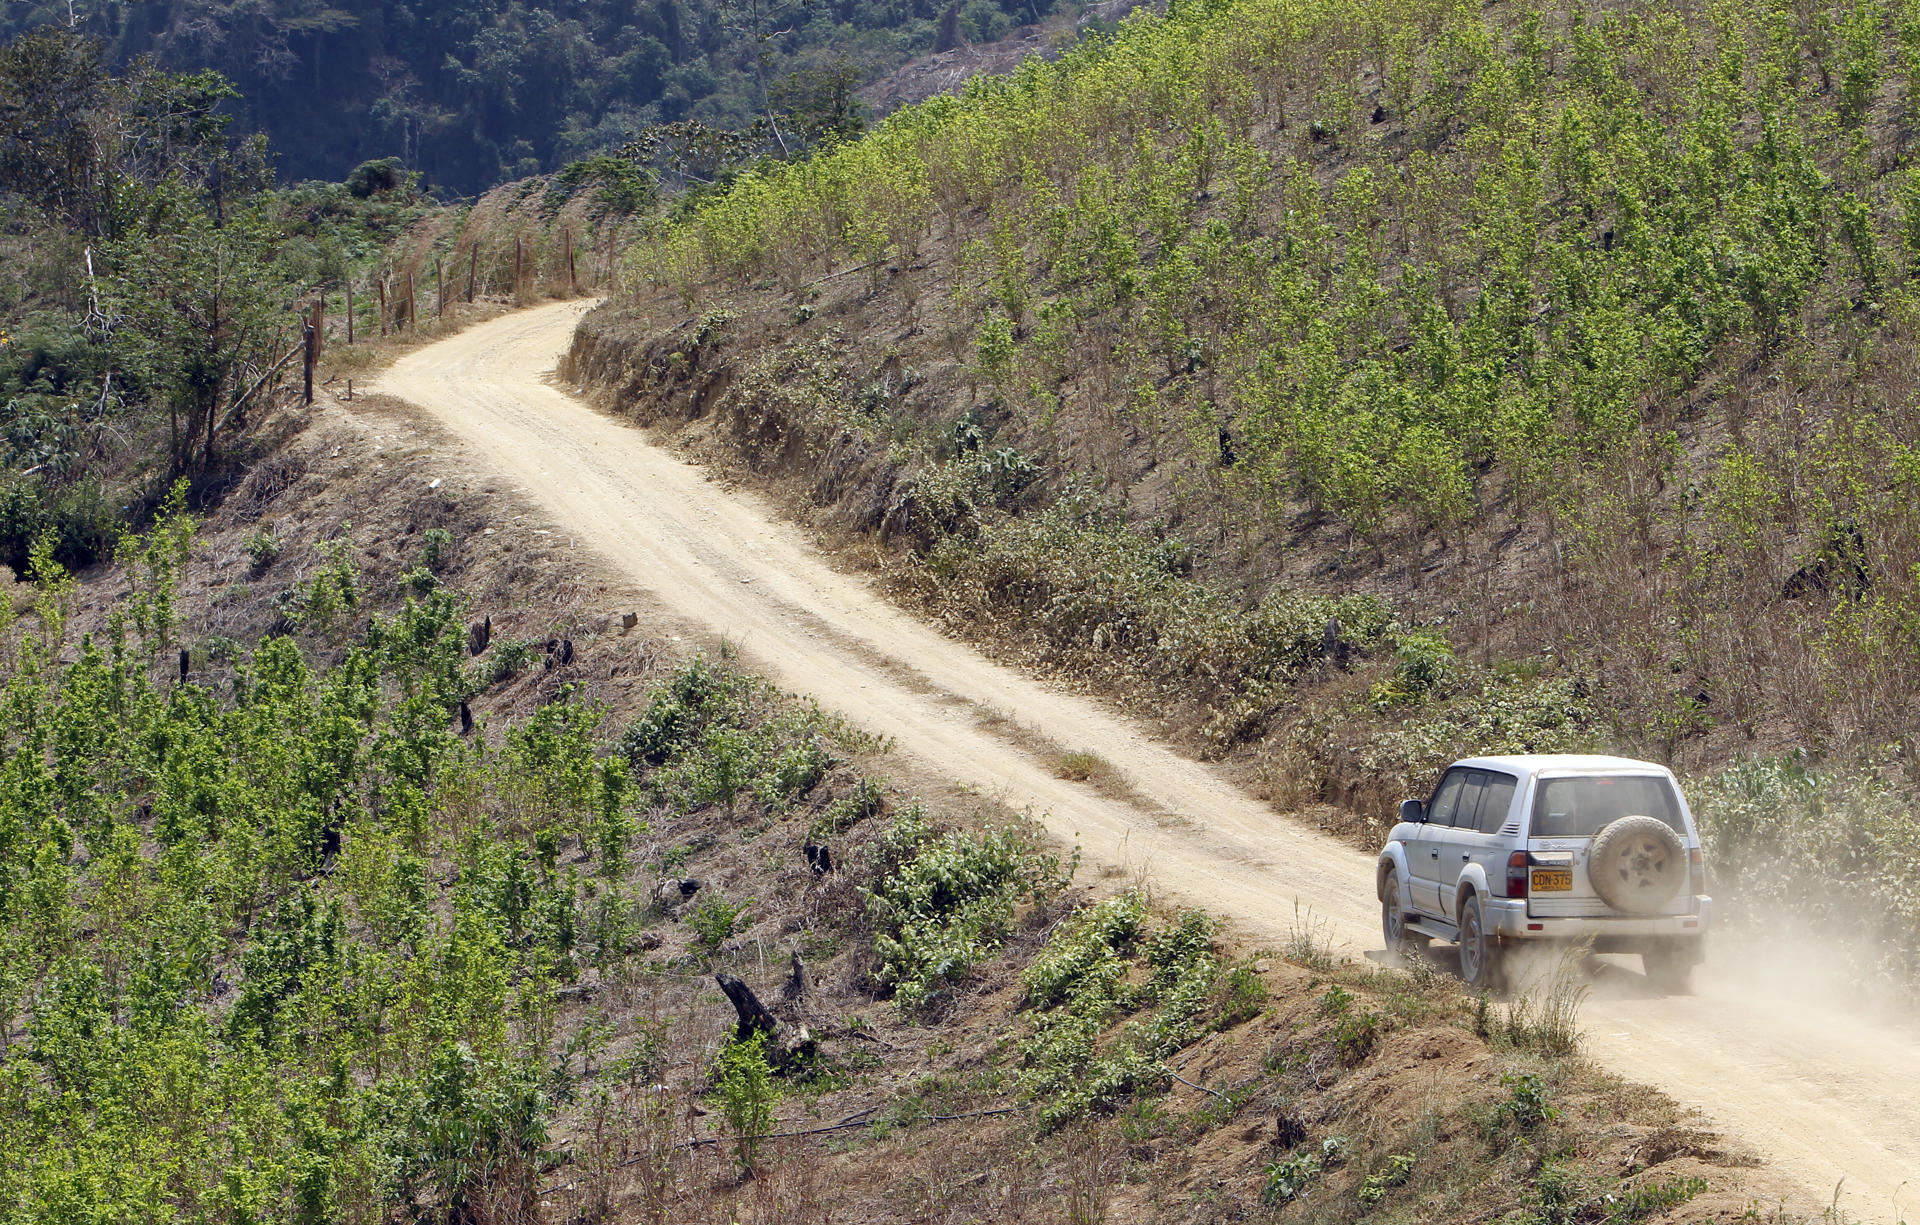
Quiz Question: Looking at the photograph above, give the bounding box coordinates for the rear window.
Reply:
[1530,775,1683,838]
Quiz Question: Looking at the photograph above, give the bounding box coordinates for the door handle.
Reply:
[1462,853,1471,861]
[1430,849,1439,858]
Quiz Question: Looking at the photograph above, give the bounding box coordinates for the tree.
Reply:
[108,188,291,470]
[769,61,866,151]
[0,28,116,236]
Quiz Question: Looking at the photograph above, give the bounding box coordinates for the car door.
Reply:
[1408,768,1469,916]
[1433,770,1488,919]
[1441,770,1518,920]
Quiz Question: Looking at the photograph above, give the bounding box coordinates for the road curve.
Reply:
[373,300,1920,1217]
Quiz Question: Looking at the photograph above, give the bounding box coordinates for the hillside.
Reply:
[573,0,1920,988]
[0,0,1082,193]
[0,340,1800,1221]
[1,0,1916,1219]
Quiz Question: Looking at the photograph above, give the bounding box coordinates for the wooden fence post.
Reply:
[405,271,415,331]
[467,244,478,303]
[437,257,445,320]
[513,237,523,305]
[377,279,388,337]
[565,227,576,294]
[606,223,616,289]
[345,282,354,345]
[302,295,323,404]
[302,328,315,405]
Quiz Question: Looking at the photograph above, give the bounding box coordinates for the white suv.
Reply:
[1375,754,1710,992]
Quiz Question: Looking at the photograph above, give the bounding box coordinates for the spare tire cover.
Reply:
[1587,815,1686,914]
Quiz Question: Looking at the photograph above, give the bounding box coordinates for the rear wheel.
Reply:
[1381,870,1426,958]
[1458,893,1504,993]
[1642,945,1696,994]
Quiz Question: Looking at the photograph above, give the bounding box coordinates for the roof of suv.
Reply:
[1450,753,1673,780]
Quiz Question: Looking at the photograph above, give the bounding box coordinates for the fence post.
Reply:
[377,279,388,336]
[467,244,478,303]
[513,237,523,306]
[405,271,415,331]
[437,257,446,320]
[565,227,576,294]
[303,295,323,403]
[345,282,354,345]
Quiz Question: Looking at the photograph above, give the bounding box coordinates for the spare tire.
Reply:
[1587,815,1686,914]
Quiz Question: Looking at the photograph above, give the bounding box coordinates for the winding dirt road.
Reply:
[374,300,1920,1219]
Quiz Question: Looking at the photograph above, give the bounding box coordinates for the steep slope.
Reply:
[378,300,1918,1217]
[568,0,1920,1100]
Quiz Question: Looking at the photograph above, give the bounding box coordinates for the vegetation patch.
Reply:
[1015,891,1267,1130]
[865,808,1069,1015]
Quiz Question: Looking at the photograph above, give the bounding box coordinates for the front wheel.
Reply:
[1642,945,1697,994]
[1381,870,1426,958]
[1458,893,1505,993]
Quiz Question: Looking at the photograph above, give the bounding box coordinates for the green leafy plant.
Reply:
[710,1031,777,1175]
[1263,1135,1346,1205]
[688,896,751,953]
[244,524,283,573]
[868,812,1068,1015]
[1493,1070,1559,1133]
[1358,1152,1417,1205]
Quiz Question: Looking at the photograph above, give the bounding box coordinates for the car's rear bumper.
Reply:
[1483,896,1711,948]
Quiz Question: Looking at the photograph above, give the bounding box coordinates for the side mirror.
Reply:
[1399,798,1426,824]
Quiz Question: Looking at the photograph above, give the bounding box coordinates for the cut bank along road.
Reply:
[374,300,1920,1217]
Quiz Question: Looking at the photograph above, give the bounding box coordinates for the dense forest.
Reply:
[0,0,1078,193]
[586,0,1920,983]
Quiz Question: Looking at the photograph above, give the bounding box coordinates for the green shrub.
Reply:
[1263,1136,1346,1205]
[710,1031,777,1174]
[617,658,745,767]
[1017,902,1244,1130]
[1492,1071,1558,1133]
[1370,627,1457,709]
[1020,890,1147,1010]
[688,895,751,953]
[420,526,453,571]
[1358,1153,1416,1205]
[244,525,283,573]
[475,635,541,686]
[867,812,1068,1015]
[1690,757,1920,985]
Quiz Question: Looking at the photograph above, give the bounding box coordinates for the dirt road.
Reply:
[375,300,1920,1218]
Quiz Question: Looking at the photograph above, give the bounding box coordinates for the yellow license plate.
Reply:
[1531,868,1573,892]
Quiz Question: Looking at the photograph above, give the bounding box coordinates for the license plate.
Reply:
[1531,868,1573,892]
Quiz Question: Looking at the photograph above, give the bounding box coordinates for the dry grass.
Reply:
[1053,749,1113,783]
[1491,943,1593,1057]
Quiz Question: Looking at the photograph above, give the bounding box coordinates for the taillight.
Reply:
[1506,850,1529,899]
[1689,847,1705,896]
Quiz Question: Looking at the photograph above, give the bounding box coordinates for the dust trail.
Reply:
[371,301,1920,1219]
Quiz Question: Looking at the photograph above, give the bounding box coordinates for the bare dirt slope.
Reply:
[372,300,1920,1219]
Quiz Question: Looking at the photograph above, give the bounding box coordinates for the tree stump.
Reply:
[716,973,779,1042]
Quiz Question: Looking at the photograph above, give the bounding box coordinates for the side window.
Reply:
[1475,774,1517,833]
[1427,770,1468,827]
[1448,772,1488,829]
